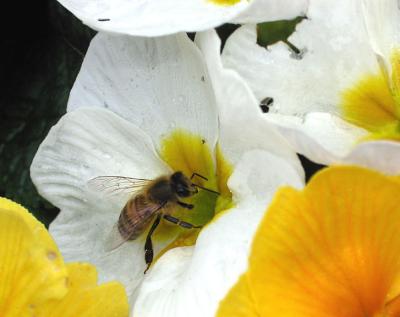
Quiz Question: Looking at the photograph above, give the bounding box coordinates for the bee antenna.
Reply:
[192,184,220,195]
[190,173,208,181]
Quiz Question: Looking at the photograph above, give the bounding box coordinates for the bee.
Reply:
[88,171,219,273]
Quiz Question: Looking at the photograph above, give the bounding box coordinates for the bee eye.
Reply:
[175,184,191,197]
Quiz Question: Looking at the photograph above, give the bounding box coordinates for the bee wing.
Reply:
[104,201,166,252]
[103,222,140,252]
[87,176,153,196]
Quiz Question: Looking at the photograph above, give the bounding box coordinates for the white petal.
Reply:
[232,0,308,23]
[342,140,400,175]
[221,1,400,166]
[134,150,304,317]
[69,32,218,150]
[222,0,379,116]
[195,30,304,178]
[57,0,307,36]
[266,112,367,165]
[30,107,169,298]
[227,149,304,203]
[362,0,400,71]
[265,113,400,174]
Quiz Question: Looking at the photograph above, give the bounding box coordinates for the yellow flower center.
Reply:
[341,49,400,141]
[151,129,233,256]
[209,0,242,6]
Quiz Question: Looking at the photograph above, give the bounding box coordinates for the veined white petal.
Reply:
[266,113,400,174]
[227,149,304,203]
[68,32,218,151]
[195,30,304,178]
[266,112,367,165]
[30,107,170,299]
[223,15,378,116]
[362,0,400,73]
[268,113,400,175]
[231,0,308,23]
[221,0,400,167]
[134,203,261,317]
[57,0,307,37]
[343,140,400,175]
[134,150,304,317]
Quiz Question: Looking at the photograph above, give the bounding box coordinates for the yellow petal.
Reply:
[0,197,68,316]
[218,166,400,317]
[37,263,129,317]
[217,273,259,317]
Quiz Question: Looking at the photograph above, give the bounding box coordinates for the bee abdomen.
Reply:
[117,198,145,240]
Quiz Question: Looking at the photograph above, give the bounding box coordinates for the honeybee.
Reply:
[88,171,219,273]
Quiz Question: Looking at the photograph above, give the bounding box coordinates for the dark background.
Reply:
[0,1,323,227]
[0,0,94,225]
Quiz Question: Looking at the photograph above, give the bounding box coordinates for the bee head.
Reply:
[171,171,197,197]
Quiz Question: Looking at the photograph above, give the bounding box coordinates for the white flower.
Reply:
[221,0,400,174]
[56,0,308,36]
[31,32,304,316]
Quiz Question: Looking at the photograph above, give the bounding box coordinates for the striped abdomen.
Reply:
[117,194,160,240]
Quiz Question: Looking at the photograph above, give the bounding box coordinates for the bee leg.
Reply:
[163,214,202,229]
[177,200,194,210]
[144,214,162,274]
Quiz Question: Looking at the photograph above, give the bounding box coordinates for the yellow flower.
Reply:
[217,166,400,317]
[0,197,129,317]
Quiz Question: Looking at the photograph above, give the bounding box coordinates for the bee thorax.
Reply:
[147,179,175,203]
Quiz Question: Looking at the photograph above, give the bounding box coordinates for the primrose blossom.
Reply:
[31,31,305,316]
[218,166,400,317]
[55,0,308,36]
[0,197,128,317]
[221,0,400,174]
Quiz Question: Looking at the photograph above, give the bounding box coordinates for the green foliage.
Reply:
[257,16,305,48]
[0,1,94,227]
